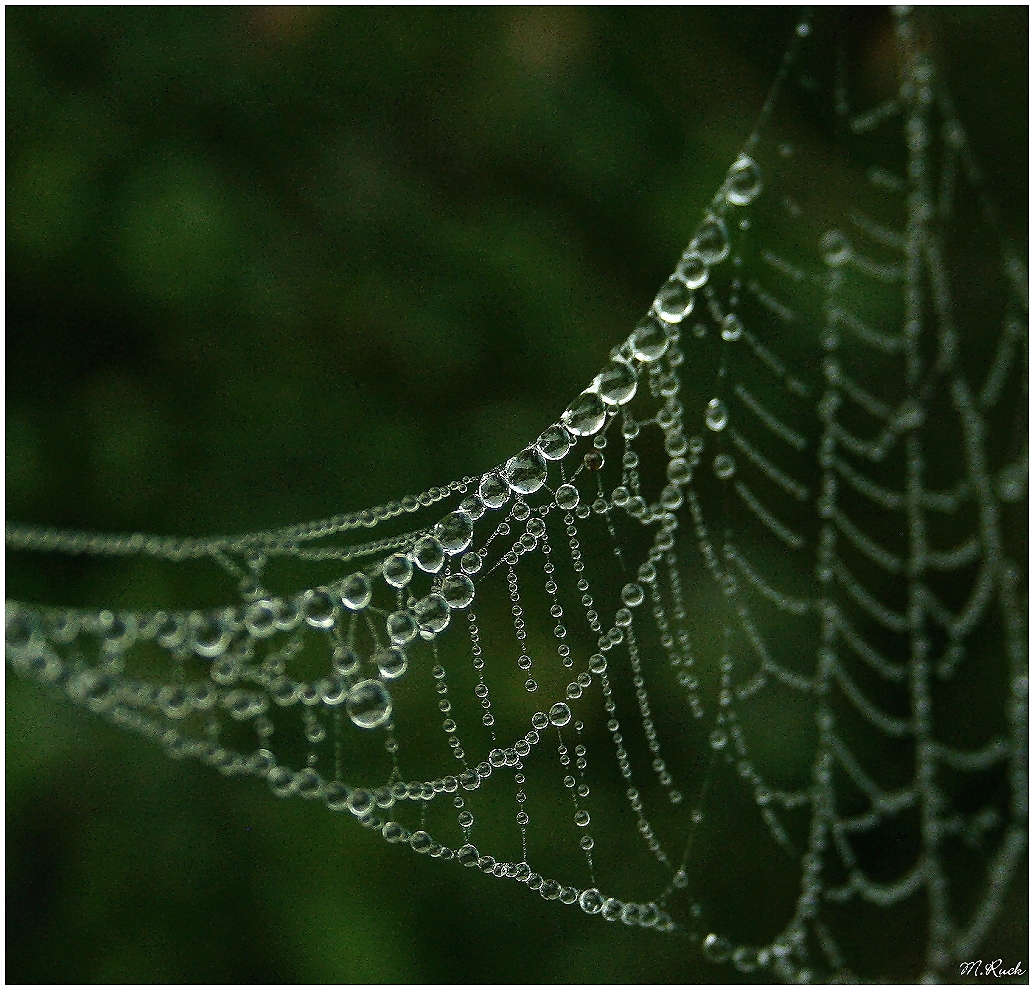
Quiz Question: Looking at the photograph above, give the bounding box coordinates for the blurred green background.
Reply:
[6,7,1026,984]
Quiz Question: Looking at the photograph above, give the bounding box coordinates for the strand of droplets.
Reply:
[4,152,765,936]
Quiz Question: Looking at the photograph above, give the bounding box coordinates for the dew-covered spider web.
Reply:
[6,8,1027,982]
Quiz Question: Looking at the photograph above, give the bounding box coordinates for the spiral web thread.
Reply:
[5,9,1027,981]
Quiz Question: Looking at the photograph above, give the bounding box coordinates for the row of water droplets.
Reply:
[344,154,761,731]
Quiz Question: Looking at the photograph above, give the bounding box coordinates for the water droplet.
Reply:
[460,550,482,575]
[536,423,573,461]
[478,470,511,509]
[540,879,562,901]
[820,230,852,266]
[621,583,645,608]
[574,809,590,827]
[595,360,638,406]
[579,888,604,914]
[629,317,670,363]
[387,610,418,645]
[562,390,607,436]
[459,496,484,521]
[654,278,695,323]
[457,843,479,866]
[677,253,709,292]
[409,830,432,854]
[441,574,476,609]
[413,535,445,573]
[502,448,548,494]
[458,810,474,828]
[705,398,728,431]
[709,728,728,750]
[713,454,736,480]
[341,572,372,610]
[433,510,474,555]
[725,154,762,206]
[584,451,604,472]
[303,588,338,628]
[555,483,580,511]
[524,678,538,692]
[721,313,743,341]
[333,646,361,676]
[346,679,392,729]
[549,702,572,727]
[372,645,407,681]
[413,594,451,634]
[667,457,691,485]
[320,675,349,706]
[382,553,413,588]
[694,215,729,265]
[796,20,810,37]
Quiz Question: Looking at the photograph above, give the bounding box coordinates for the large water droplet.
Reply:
[579,888,604,914]
[503,448,548,494]
[677,252,708,289]
[303,588,338,628]
[630,317,669,363]
[725,154,762,206]
[341,571,372,610]
[371,645,405,681]
[653,278,695,324]
[555,483,580,511]
[562,390,607,436]
[414,593,451,634]
[536,423,573,461]
[433,510,474,555]
[382,553,413,588]
[574,809,590,826]
[441,573,476,609]
[320,675,349,706]
[549,702,572,727]
[595,360,638,406]
[460,551,482,575]
[459,496,484,520]
[346,679,392,729]
[705,398,728,431]
[694,215,729,265]
[387,610,418,645]
[478,470,511,508]
[413,536,445,573]
[334,646,362,676]
[621,583,645,608]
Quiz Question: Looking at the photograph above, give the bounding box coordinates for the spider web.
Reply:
[6,8,1027,982]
